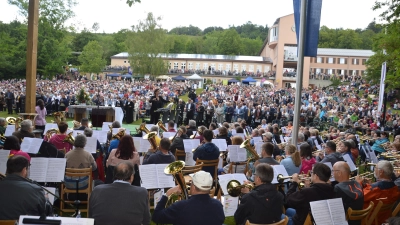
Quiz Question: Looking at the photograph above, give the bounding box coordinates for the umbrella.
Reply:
[106,73,120,77]
[172,75,187,81]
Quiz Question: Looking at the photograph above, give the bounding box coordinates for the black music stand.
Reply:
[91,108,106,128]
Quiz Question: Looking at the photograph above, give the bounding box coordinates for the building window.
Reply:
[249,65,254,72]
[269,26,279,42]
[169,62,171,69]
[181,62,186,69]
[218,64,223,71]
[211,63,216,71]
[174,62,178,69]
[353,58,359,65]
[339,58,345,64]
[264,66,270,73]
[317,57,322,63]
[203,63,208,70]
[241,65,246,72]
[226,64,231,71]
[315,68,321,74]
[196,63,200,70]
[256,65,262,73]
[328,58,334,64]
[124,61,127,63]
[233,64,238,72]
[188,62,193,70]
[362,59,367,65]
[327,69,333,74]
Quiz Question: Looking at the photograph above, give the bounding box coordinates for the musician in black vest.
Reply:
[185,99,195,125]
[149,89,169,125]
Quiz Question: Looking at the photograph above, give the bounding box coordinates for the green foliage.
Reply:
[125,0,141,7]
[219,29,243,55]
[72,29,98,52]
[127,12,169,77]
[206,78,213,85]
[169,25,202,36]
[230,21,269,41]
[78,40,106,74]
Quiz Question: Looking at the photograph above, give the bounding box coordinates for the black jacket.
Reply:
[286,182,334,225]
[334,181,364,225]
[149,96,169,112]
[0,174,46,220]
[235,183,284,225]
[169,134,189,158]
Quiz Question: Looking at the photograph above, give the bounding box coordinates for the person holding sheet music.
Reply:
[3,135,31,161]
[169,126,189,158]
[152,170,224,225]
[0,156,46,220]
[220,136,245,174]
[47,121,73,153]
[89,162,150,225]
[280,144,301,176]
[12,119,34,143]
[332,161,364,225]
[234,163,284,225]
[315,141,344,165]
[356,160,400,225]
[286,163,335,225]
[192,129,220,179]
[142,138,175,165]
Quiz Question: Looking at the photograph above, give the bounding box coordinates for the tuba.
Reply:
[112,129,125,140]
[227,180,254,197]
[46,128,60,140]
[143,131,159,150]
[137,123,150,134]
[72,120,81,130]
[63,132,75,145]
[240,139,260,162]
[52,111,66,123]
[158,121,167,132]
[164,161,189,206]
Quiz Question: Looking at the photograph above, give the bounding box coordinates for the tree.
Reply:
[126,0,141,6]
[218,29,243,55]
[127,12,169,77]
[78,40,106,74]
[72,29,98,52]
[92,22,100,33]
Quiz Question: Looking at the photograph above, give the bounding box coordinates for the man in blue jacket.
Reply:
[193,129,220,179]
[152,171,224,225]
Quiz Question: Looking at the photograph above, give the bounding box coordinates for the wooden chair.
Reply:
[366,201,383,225]
[303,213,312,225]
[0,220,17,225]
[195,158,220,200]
[347,201,374,225]
[174,149,186,160]
[227,162,248,174]
[371,201,395,225]
[182,162,203,175]
[60,167,93,217]
[245,216,288,225]
[392,202,400,217]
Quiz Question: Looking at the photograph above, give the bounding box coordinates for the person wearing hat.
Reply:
[152,170,224,225]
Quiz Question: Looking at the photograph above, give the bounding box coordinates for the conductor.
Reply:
[149,89,169,124]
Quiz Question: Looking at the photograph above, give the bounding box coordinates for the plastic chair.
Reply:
[347,201,374,225]
[245,215,288,225]
[60,167,93,216]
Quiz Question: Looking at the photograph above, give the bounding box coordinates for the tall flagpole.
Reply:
[291,0,307,146]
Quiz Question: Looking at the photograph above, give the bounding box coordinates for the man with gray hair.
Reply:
[12,119,34,143]
[262,132,281,158]
[186,119,196,136]
[356,160,400,224]
[65,135,97,171]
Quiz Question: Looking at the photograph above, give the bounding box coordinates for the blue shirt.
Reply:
[280,156,301,176]
[108,139,120,153]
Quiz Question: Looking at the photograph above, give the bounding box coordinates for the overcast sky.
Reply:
[0,0,385,33]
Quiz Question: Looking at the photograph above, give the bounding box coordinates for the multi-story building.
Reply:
[110,13,374,88]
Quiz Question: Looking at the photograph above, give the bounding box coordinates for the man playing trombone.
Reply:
[234,163,284,225]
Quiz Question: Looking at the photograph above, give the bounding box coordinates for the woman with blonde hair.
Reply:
[280,144,301,175]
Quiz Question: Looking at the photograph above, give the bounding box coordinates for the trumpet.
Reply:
[226,180,254,197]
[349,172,374,180]
[276,174,309,189]
[157,120,167,132]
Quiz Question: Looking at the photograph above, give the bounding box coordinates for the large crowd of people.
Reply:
[0,76,399,225]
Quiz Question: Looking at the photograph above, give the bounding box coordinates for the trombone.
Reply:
[169,129,182,142]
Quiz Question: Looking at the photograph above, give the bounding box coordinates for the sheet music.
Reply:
[227,145,247,162]
[369,151,379,164]
[5,125,15,136]
[185,152,196,166]
[218,173,248,195]
[0,150,10,174]
[46,187,57,204]
[233,133,245,139]
[252,137,262,143]
[213,129,219,136]
[46,158,66,182]
[218,156,223,168]
[29,158,49,182]
[314,139,322,150]
[271,165,289,184]
[231,129,237,135]
[19,216,94,225]
[20,138,43,154]
[310,200,334,225]
[323,162,335,182]
[101,122,112,131]
[162,132,176,139]
[43,124,58,135]
[139,164,159,189]
[92,130,108,143]
[327,198,348,225]
[155,164,175,188]
[222,195,239,217]
[212,139,228,152]
[154,189,164,208]
[83,137,98,154]
[342,154,356,171]
[132,137,151,153]
[254,142,264,155]
[183,139,200,153]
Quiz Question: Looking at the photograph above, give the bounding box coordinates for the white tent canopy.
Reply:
[157,75,170,80]
[187,74,202,80]
[262,81,274,87]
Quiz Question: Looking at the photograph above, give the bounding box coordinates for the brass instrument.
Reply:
[137,123,151,134]
[143,131,159,150]
[6,116,16,125]
[158,121,167,132]
[164,161,189,207]
[63,132,75,145]
[111,129,125,140]
[277,174,308,189]
[6,117,23,131]
[226,180,254,197]
[45,128,60,140]
[169,129,182,142]
[240,139,260,163]
[349,172,374,180]
[190,131,198,139]
[72,120,81,129]
[51,111,66,123]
